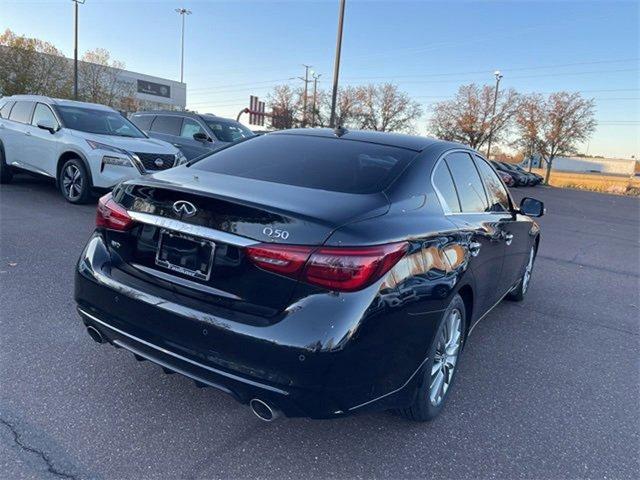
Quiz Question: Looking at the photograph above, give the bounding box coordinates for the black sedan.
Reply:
[75,129,544,422]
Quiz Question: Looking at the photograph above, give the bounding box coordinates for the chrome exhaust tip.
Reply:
[249,398,279,422]
[86,326,104,344]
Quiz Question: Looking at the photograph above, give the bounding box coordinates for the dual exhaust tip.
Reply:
[86,326,280,421]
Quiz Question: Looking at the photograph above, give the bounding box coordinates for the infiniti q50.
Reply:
[75,128,544,421]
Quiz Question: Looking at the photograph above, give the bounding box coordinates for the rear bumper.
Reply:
[75,233,443,419]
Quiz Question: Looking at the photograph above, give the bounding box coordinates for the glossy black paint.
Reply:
[75,129,541,419]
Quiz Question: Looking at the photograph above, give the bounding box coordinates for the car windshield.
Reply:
[191,134,416,194]
[205,119,254,142]
[55,105,146,138]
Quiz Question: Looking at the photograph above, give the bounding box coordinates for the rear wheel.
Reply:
[398,294,466,422]
[508,246,536,301]
[0,146,13,184]
[59,158,92,204]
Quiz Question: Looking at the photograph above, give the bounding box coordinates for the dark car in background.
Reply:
[75,128,544,422]
[491,161,529,186]
[130,110,255,160]
[497,161,541,185]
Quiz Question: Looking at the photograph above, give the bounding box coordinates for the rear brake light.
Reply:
[245,242,408,292]
[245,244,313,275]
[96,192,134,231]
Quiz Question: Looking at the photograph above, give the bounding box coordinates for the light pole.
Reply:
[71,0,85,100]
[311,72,321,127]
[329,0,346,128]
[175,8,192,84]
[485,70,503,159]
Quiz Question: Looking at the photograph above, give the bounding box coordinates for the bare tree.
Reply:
[537,92,597,184]
[316,86,361,128]
[267,84,303,129]
[356,83,422,132]
[0,29,71,97]
[78,48,134,108]
[512,93,545,170]
[429,83,519,150]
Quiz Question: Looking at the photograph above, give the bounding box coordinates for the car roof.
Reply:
[2,95,116,111]
[132,110,233,122]
[271,128,464,152]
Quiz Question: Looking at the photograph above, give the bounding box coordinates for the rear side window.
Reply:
[192,134,416,194]
[0,101,15,118]
[474,155,510,212]
[8,101,35,124]
[130,114,154,131]
[444,152,488,213]
[432,160,461,213]
[150,115,182,136]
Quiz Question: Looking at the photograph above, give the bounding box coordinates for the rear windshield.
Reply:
[192,134,416,194]
[55,105,146,138]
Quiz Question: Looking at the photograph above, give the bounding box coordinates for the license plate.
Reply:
[155,229,215,281]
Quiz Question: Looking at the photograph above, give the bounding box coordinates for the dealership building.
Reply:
[116,68,186,111]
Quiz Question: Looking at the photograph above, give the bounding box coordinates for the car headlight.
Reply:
[102,156,134,168]
[175,150,188,166]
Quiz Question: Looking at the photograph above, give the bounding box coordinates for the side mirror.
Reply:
[37,120,58,134]
[193,132,210,142]
[520,197,545,217]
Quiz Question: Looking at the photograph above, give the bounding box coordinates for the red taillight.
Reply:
[245,242,408,292]
[96,192,134,231]
[245,244,313,275]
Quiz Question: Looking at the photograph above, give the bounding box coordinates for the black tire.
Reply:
[58,158,92,204]
[398,294,467,422]
[0,146,13,184]
[507,245,536,302]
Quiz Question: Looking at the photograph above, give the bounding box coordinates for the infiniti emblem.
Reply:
[154,158,165,168]
[172,200,197,217]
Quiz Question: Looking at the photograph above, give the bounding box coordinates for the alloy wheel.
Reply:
[429,308,462,406]
[62,164,83,201]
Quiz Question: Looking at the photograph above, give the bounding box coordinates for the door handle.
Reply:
[469,241,482,257]
[173,143,181,148]
[503,233,514,245]
[25,131,31,136]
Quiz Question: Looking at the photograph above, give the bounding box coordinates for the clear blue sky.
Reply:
[2,0,639,158]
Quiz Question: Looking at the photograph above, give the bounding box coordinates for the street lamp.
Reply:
[329,0,346,128]
[71,0,86,100]
[486,70,503,159]
[175,8,192,84]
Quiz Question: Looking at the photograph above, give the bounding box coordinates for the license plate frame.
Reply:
[155,229,215,281]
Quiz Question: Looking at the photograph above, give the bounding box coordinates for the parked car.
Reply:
[0,95,186,203]
[75,128,544,422]
[130,110,256,160]
[499,161,539,186]
[513,163,544,184]
[491,160,529,186]
[497,169,515,187]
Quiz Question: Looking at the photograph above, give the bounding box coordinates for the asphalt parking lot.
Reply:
[1,174,638,480]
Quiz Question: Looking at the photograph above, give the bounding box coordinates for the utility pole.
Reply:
[329,0,346,128]
[175,8,192,84]
[300,64,312,127]
[485,70,503,159]
[71,0,85,100]
[311,72,321,127]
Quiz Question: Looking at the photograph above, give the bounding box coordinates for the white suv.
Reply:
[0,95,186,203]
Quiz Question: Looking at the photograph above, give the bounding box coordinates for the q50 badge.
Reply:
[263,227,290,240]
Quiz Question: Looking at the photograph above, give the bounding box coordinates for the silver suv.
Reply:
[0,95,186,203]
